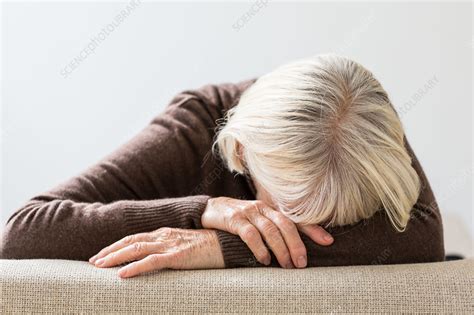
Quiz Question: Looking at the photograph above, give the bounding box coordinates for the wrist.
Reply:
[205,229,225,268]
[201,197,222,229]
[201,198,212,229]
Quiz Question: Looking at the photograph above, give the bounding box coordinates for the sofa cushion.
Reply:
[0,258,472,313]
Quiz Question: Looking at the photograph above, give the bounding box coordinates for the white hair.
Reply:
[214,54,420,231]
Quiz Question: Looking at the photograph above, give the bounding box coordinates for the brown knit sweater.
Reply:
[0,79,444,267]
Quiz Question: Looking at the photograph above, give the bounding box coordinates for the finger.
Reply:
[234,220,271,265]
[261,208,307,268]
[89,233,151,264]
[94,242,160,268]
[248,212,294,269]
[118,254,170,278]
[298,224,334,246]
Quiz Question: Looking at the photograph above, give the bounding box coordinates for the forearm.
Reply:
[0,195,210,260]
[0,87,225,261]
[214,202,444,269]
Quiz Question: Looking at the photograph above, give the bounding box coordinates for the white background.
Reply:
[1,1,472,256]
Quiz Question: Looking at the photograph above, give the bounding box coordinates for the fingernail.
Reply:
[285,262,294,269]
[89,255,97,264]
[324,234,333,242]
[95,258,105,266]
[297,256,307,268]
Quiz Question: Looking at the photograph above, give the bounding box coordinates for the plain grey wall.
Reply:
[1,1,472,254]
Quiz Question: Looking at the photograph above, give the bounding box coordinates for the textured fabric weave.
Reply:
[1,259,472,314]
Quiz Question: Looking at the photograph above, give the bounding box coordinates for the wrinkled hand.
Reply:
[202,197,334,269]
[89,228,224,278]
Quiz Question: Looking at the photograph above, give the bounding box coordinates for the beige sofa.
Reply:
[0,258,472,314]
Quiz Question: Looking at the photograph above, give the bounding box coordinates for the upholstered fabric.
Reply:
[1,259,472,314]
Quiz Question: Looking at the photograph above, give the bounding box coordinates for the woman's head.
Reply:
[214,54,420,231]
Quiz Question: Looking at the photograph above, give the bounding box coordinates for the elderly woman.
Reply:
[1,55,444,278]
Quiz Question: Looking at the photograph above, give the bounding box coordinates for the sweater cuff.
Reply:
[121,195,211,235]
[215,230,261,268]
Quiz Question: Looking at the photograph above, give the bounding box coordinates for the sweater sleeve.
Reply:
[215,137,445,268]
[0,91,222,261]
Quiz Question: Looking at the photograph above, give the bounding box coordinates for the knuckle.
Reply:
[123,235,135,244]
[227,219,242,234]
[158,227,173,238]
[160,227,172,234]
[133,242,143,254]
[252,200,265,211]
[241,226,258,243]
[137,233,151,242]
[253,200,265,207]
[240,206,253,216]
[246,201,261,212]
[276,217,296,232]
[229,211,243,221]
[262,222,279,236]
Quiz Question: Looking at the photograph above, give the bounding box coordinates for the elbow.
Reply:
[0,202,49,259]
[408,205,446,263]
[1,218,23,259]
[1,209,30,259]
[1,200,97,261]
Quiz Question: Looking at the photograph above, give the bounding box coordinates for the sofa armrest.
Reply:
[1,258,472,313]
